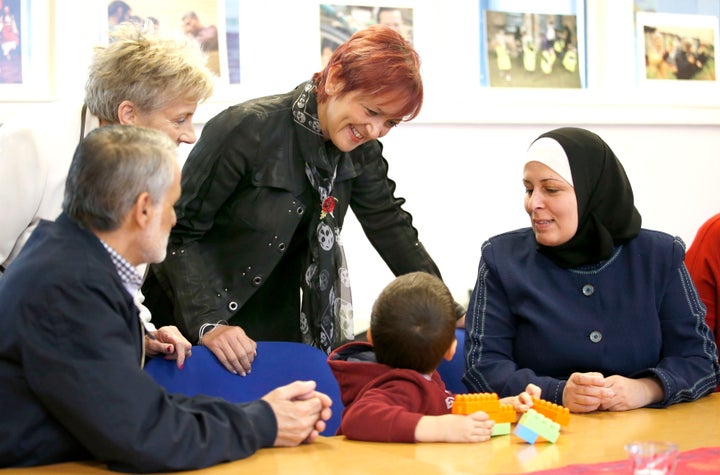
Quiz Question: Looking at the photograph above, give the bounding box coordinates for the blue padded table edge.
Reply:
[144,341,343,435]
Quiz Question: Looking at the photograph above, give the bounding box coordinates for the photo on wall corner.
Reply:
[0,0,22,85]
[636,11,717,82]
[634,0,719,83]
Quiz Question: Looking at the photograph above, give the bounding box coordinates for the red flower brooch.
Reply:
[320,196,337,219]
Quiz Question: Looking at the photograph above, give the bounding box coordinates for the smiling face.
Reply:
[523,161,578,247]
[317,86,404,152]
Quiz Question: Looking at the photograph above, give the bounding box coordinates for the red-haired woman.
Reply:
[143,25,460,374]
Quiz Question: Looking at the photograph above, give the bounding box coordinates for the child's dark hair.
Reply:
[371,272,457,373]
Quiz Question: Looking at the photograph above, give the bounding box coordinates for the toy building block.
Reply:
[513,409,560,444]
[452,393,499,415]
[491,422,511,437]
[452,393,517,423]
[490,404,518,423]
[513,422,541,444]
[530,397,570,426]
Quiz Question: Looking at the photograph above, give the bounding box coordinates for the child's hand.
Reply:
[415,412,494,443]
[500,384,542,413]
[524,383,542,399]
[445,412,495,443]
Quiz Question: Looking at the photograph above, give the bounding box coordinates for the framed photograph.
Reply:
[636,11,717,82]
[478,0,586,88]
[0,0,53,101]
[320,4,414,67]
[104,0,240,85]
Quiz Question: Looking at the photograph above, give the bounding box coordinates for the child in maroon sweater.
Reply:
[328,272,539,442]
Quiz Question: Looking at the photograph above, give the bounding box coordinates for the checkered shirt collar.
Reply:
[100,240,143,292]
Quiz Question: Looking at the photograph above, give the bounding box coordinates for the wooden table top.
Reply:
[3,393,718,474]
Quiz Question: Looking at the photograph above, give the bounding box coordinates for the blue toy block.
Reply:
[513,423,539,444]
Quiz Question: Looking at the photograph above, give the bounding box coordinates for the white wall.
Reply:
[342,121,720,333]
[3,1,720,334]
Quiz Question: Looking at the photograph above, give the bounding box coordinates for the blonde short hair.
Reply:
[85,24,214,123]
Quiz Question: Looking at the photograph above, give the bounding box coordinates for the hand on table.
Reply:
[415,412,494,443]
[262,380,333,446]
[145,325,192,369]
[200,324,257,375]
[563,372,614,413]
[598,375,664,411]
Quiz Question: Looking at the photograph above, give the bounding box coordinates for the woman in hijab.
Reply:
[463,127,719,413]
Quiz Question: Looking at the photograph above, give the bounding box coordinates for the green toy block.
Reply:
[491,422,511,436]
[514,409,560,444]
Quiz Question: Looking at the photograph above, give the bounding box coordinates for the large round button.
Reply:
[227,301,238,311]
[252,275,263,286]
[582,284,595,296]
[589,330,602,343]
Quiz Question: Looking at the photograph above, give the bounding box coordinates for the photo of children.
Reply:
[482,9,582,88]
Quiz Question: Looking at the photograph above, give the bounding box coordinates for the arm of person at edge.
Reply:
[464,237,718,413]
[685,220,720,391]
[157,112,258,376]
[347,141,466,320]
[0,125,46,272]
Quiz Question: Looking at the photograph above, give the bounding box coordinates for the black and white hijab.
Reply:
[526,127,642,268]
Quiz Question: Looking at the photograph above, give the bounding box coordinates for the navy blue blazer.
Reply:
[464,228,720,406]
[0,214,276,472]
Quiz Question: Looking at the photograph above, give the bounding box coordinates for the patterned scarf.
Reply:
[292,81,354,354]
